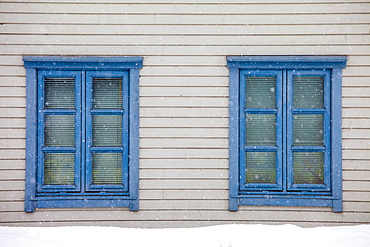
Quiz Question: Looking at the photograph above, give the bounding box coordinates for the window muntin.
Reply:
[24,56,142,212]
[227,56,346,212]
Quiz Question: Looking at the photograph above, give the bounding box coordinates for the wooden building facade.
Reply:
[0,0,369,227]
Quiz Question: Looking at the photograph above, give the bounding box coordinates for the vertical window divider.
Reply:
[122,73,130,191]
[238,70,246,192]
[281,69,288,193]
[74,71,82,193]
[36,72,45,193]
[81,70,86,194]
[323,70,332,191]
[85,71,93,192]
[286,69,294,192]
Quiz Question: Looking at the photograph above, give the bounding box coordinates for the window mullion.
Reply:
[282,69,288,193]
[80,70,86,193]
[323,70,332,191]
[85,71,93,192]
[286,70,294,192]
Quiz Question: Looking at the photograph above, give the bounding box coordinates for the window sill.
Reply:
[229,195,342,212]
[25,197,139,212]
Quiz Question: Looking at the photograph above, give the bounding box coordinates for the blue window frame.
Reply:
[23,57,142,212]
[227,56,346,212]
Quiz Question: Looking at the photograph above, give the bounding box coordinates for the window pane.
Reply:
[293,152,324,184]
[92,153,122,185]
[45,77,75,109]
[92,78,122,109]
[44,153,74,185]
[246,152,276,183]
[92,115,122,147]
[44,115,75,147]
[294,76,324,108]
[246,114,276,146]
[246,77,276,108]
[293,114,323,146]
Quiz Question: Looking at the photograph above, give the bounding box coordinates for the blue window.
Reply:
[227,56,346,212]
[23,57,142,212]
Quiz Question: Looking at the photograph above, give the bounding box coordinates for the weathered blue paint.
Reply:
[23,56,143,70]
[227,56,346,212]
[228,68,240,211]
[128,68,141,211]
[25,68,38,212]
[23,56,143,212]
[227,56,347,69]
[331,68,344,212]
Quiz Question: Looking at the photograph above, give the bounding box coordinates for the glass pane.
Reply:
[293,114,323,146]
[44,153,74,185]
[92,115,122,147]
[246,77,276,108]
[92,78,122,109]
[246,152,276,183]
[293,152,324,184]
[92,153,122,185]
[44,115,75,147]
[45,77,75,108]
[246,114,276,146]
[294,76,324,108]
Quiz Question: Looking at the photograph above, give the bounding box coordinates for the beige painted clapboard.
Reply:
[0,0,369,227]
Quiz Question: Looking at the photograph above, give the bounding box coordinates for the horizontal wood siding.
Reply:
[0,0,369,227]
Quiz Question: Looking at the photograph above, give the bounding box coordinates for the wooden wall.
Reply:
[0,0,369,227]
